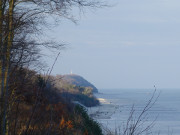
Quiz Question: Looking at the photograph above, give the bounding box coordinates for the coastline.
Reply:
[87,97,119,119]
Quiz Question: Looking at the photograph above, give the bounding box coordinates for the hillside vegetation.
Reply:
[49,74,100,107]
[5,68,102,135]
[0,0,105,134]
[59,74,98,93]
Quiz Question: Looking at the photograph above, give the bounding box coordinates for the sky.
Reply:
[45,0,180,89]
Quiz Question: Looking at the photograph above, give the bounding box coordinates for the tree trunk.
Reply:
[0,1,4,134]
[1,0,14,134]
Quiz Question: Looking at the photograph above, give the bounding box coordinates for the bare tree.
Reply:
[0,0,107,135]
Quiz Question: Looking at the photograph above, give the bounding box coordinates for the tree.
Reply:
[0,0,106,134]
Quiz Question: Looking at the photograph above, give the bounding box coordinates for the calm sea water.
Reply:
[93,89,180,135]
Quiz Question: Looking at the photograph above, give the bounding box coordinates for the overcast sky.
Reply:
[45,0,180,89]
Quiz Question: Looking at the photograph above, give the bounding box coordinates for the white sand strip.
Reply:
[98,98,111,104]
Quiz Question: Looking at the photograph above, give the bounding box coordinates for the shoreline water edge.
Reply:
[88,89,180,135]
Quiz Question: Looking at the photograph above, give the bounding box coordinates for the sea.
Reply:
[88,89,180,135]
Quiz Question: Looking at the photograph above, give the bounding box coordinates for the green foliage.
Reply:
[74,105,103,135]
[82,87,93,96]
[61,92,99,107]
[59,74,98,93]
[53,77,100,107]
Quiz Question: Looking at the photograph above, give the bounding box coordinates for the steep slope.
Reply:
[61,74,98,93]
